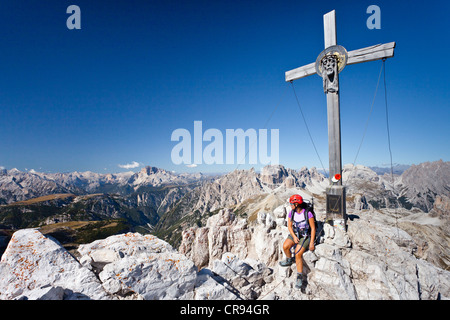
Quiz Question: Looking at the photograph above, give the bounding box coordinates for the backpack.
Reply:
[292,199,319,241]
[302,199,318,232]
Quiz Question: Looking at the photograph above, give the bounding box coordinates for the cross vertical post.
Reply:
[323,10,343,186]
[322,11,346,223]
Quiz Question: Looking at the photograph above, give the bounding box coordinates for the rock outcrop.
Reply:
[179,206,450,300]
[0,229,107,300]
[1,200,449,300]
[0,229,242,300]
[78,233,199,299]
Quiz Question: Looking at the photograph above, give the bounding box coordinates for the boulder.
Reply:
[0,229,107,300]
[0,229,242,300]
[211,252,273,300]
[78,233,197,299]
[98,251,197,299]
[193,268,240,300]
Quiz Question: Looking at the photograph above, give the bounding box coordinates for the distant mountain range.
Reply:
[295,164,411,177]
[0,166,212,233]
[0,166,210,204]
[368,164,411,175]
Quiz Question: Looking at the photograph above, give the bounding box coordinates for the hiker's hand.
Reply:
[309,243,315,251]
[293,236,299,244]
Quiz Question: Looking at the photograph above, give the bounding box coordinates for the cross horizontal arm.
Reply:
[347,41,396,66]
[284,62,316,82]
[285,41,396,82]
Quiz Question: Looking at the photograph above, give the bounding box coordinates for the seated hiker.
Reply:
[279,194,316,290]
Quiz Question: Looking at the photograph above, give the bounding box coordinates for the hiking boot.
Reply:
[296,274,307,293]
[295,274,303,288]
[279,257,294,267]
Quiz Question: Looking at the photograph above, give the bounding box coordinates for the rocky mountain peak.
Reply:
[398,160,450,212]
[260,165,290,185]
[7,168,21,174]
[139,166,162,175]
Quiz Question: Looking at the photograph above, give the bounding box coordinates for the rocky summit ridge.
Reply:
[1,201,449,300]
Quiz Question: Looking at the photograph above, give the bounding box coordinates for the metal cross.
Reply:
[285,10,395,220]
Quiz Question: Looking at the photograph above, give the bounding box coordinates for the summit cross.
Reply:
[285,10,395,219]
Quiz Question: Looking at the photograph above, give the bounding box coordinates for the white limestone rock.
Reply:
[98,251,197,299]
[0,229,107,300]
[78,232,197,299]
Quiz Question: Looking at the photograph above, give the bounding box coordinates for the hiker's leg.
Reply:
[294,246,307,273]
[282,238,295,258]
[279,238,296,267]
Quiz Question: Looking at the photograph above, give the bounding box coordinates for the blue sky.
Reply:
[0,0,448,174]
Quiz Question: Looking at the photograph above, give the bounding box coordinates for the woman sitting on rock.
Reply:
[279,194,316,290]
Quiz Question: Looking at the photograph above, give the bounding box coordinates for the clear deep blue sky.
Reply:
[0,0,448,174]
